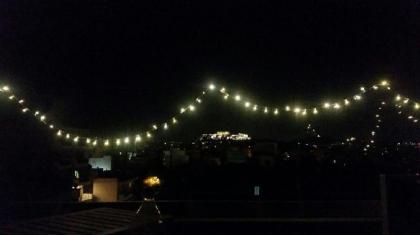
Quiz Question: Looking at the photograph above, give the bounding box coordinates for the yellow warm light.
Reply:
[49,124,54,129]
[8,95,15,100]
[285,106,291,111]
[86,138,91,144]
[135,135,141,142]
[380,80,389,86]
[124,137,130,144]
[18,99,24,104]
[244,101,251,108]
[333,103,341,109]
[264,107,268,113]
[408,115,413,119]
[116,139,121,145]
[220,87,226,93]
[196,98,202,103]
[323,102,331,109]
[152,124,158,130]
[372,85,378,90]
[293,107,301,113]
[353,95,362,101]
[180,107,186,113]
[208,84,216,90]
[235,95,241,101]
[66,133,70,139]
[92,140,97,146]
[274,108,279,115]
[57,130,62,136]
[301,109,307,116]
[189,104,195,111]
[172,117,177,123]
[2,86,10,91]
[403,98,409,104]
[415,103,419,110]
[223,94,229,99]
[146,132,152,138]
[143,176,160,187]
[40,115,46,121]
[34,111,40,116]
[163,123,168,129]
[395,95,401,101]
[360,87,366,92]
[313,108,318,114]
[104,139,109,146]
[22,108,29,113]
[344,99,350,105]
[73,136,79,143]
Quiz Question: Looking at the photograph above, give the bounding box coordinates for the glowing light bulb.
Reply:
[152,124,158,130]
[116,139,121,146]
[380,80,389,86]
[403,98,409,104]
[235,95,241,101]
[57,130,62,136]
[375,114,380,118]
[223,94,229,99]
[344,99,350,105]
[323,102,331,109]
[244,102,251,108]
[196,98,202,103]
[333,103,341,109]
[371,131,375,136]
[395,95,401,101]
[124,137,130,144]
[92,140,97,146]
[220,87,226,93]
[73,136,79,143]
[22,108,29,113]
[408,115,413,119]
[360,87,366,93]
[135,135,142,143]
[353,95,362,101]
[34,111,40,116]
[189,104,195,111]
[252,105,258,111]
[180,108,186,113]
[274,108,279,115]
[66,133,70,139]
[381,101,386,105]
[285,106,291,111]
[208,84,216,90]
[104,139,109,146]
[172,117,177,124]
[49,124,54,129]
[2,86,10,91]
[18,99,24,104]
[8,95,15,100]
[301,109,307,116]
[313,108,318,114]
[40,115,46,121]
[293,107,301,113]
[264,107,268,113]
[146,132,152,138]
[372,85,378,90]
[86,138,91,144]
[163,123,168,130]
[415,103,419,110]
[414,119,418,123]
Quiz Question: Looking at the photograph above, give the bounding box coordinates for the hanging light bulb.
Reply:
[146,132,152,138]
[235,95,241,101]
[220,87,226,93]
[253,105,258,111]
[344,99,350,105]
[18,99,24,104]
[353,95,362,101]
[135,135,142,143]
[116,139,121,146]
[2,86,10,91]
[223,94,229,99]
[293,107,301,113]
[208,84,216,90]
[57,130,62,136]
[380,80,389,86]
[49,124,54,129]
[66,133,70,139]
[285,106,291,111]
[333,103,341,109]
[301,109,307,116]
[189,104,195,111]
[104,139,109,146]
[395,95,401,101]
[22,108,29,113]
[244,101,251,108]
[163,123,168,130]
[196,98,202,103]
[313,108,318,114]
[274,108,279,115]
[414,103,419,110]
[8,95,15,100]
[40,115,46,121]
[92,140,97,146]
[152,124,158,130]
[124,137,130,144]
[86,138,91,144]
[360,87,366,93]
[403,98,409,104]
[172,117,177,124]
[323,102,331,109]
[180,107,186,113]
[264,107,268,113]
[73,136,79,143]
[372,85,378,90]
[34,111,40,116]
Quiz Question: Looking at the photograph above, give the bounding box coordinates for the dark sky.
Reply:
[0,0,419,139]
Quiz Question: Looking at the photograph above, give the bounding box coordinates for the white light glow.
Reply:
[235,95,241,101]
[116,139,121,145]
[189,104,195,111]
[208,84,216,90]
[124,137,130,144]
[135,135,142,142]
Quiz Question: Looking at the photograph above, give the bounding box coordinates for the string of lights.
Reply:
[0,80,417,149]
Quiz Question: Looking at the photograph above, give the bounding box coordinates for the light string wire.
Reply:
[0,80,417,148]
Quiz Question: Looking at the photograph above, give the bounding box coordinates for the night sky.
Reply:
[1,0,419,140]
